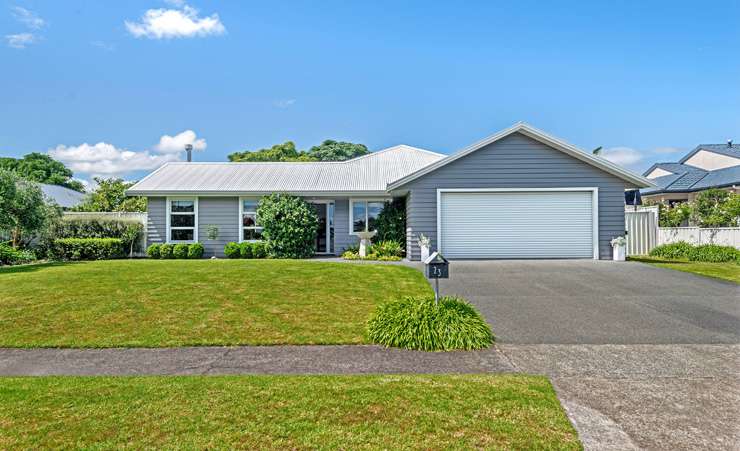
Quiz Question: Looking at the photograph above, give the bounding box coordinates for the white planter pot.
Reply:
[420,245,430,262]
[612,243,626,261]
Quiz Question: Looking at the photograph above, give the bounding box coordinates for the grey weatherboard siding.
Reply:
[146,196,358,257]
[400,132,636,261]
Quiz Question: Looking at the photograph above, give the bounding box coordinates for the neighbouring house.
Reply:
[39,183,85,209]
[641,142,740,204]
[126,123,652,260]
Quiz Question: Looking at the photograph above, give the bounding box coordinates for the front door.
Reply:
[309,202,334,254]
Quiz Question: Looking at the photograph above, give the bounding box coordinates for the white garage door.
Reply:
[439,190,596,259]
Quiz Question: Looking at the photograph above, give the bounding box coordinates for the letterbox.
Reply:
[424,251,449,279]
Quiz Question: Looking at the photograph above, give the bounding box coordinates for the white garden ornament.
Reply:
[418,233,431,262]
[356,231,376,257]
[611,236,627,261]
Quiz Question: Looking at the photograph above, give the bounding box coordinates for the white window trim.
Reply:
[166,196,198,244]
[435,188,600,260]
[349,198,389,236]
[238,196,264,243]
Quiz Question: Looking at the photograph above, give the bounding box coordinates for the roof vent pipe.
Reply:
[185,144,193,162]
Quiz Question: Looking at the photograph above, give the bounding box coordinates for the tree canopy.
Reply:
[0,169,61,248]
[73,178,147,213]
[228,140,369,162]
[0,153,85,192]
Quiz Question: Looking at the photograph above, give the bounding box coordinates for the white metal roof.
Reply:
[126,145,445,196]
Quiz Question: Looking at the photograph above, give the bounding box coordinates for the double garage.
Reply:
[437,188,599,260]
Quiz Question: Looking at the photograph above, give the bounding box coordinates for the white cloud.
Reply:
[11,6,45,29]
[601,147,644,167]
[49,142,180,177]
[48,130,206,178]
[5,32,36,49]
[654,146,681,154]
[154,130,207,153]
[274,99,296,109]
[125,4,225,39]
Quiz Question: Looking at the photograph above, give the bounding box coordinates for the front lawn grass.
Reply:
[0,259,431,347]
[0,375,581,450]
[630,256,740,284]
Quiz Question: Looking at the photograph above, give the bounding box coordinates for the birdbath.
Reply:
[356,231,377,257]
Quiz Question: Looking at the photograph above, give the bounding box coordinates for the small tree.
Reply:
[657,202,692,227]
[74,177,146,212]
[257,194,318,259]
[375,198,406,246]
[0,169,61,248]
[691,189,739,227]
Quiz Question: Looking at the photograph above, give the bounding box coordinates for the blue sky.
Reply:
[2,0,739,185]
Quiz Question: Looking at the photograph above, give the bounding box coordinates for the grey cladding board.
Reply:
[198,197,239,257]
[404,132,634,260]
[146,197,166,246]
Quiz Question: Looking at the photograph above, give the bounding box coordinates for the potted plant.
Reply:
[611,236,627,261]
[418,233,431,261]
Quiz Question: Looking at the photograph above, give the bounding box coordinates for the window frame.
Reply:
[349,198,388,236]
[166,196,198,244]
[238,197,264,243]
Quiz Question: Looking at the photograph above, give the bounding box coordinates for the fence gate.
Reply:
[625,206,658,256]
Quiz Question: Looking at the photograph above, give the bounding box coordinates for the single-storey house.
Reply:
[127,123,652,260]
[641,142,740,204]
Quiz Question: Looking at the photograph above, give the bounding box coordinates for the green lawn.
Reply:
[0,375,581,450]
[630,256,740,284]
[0,260,431,348]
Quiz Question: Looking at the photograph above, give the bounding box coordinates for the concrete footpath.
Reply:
[1,343,738,450]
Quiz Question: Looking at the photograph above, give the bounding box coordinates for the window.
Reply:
[240,198,263,241]
[168,198,197,242]
[350,200,385,234]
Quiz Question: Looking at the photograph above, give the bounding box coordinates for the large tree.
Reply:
[0,169,61,248]
[73,177,147,212]
[228,140,368,162]
[0,153,85,192]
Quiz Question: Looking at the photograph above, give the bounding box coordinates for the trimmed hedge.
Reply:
[146,243,206,259]
[49,218,144,254]
[223,241,268,259]
[51,238,125,261]
[649,242,740,263]
[0,243,35,266]
[367,296,494,351]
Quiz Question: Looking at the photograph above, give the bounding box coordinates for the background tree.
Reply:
[73,177,147,212]
[690,189,740,227]
[228,142,315,162]
[228,140,369,162]
[0,153,85,192]
[307,140,369,161]
[0,169,61,248]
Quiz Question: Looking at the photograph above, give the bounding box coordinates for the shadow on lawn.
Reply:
[0,261,77,275]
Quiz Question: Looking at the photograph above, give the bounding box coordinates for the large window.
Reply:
[350,200,385,234]
[168,198,197,242]
[240,198,263,241]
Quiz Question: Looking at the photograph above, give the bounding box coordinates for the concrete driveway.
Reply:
[438,260,740,344]
[440,260,740,450]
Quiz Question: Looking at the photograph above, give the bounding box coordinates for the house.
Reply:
[39,183,85,209]
[126,123,652,260]
[641,142,740,204]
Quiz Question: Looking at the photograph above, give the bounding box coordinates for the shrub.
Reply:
[367,296,494,351]
[257,194,318,259]
[649,241,694,260]
[656,202,692,227]
[650,241,740,263]
[48,218,144,254]
[51,238,125,261]
[251,241,267,259]
[0,242,35,266]
[188,243,204,259]
[372,240,404,258]
[224,242,241,259]
[159,244,174,259]
[173,244,189,259]
[375,198,406,247]
[240,242,253,259]
[689,244,740,263]
[146,244,161,259]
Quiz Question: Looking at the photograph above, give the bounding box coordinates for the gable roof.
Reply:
[39,183,85,208]
[387,122,654,190]
[643,162,698,176]
[641,164,740,195]
[679,143,740,163]
[126,145,445,196]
